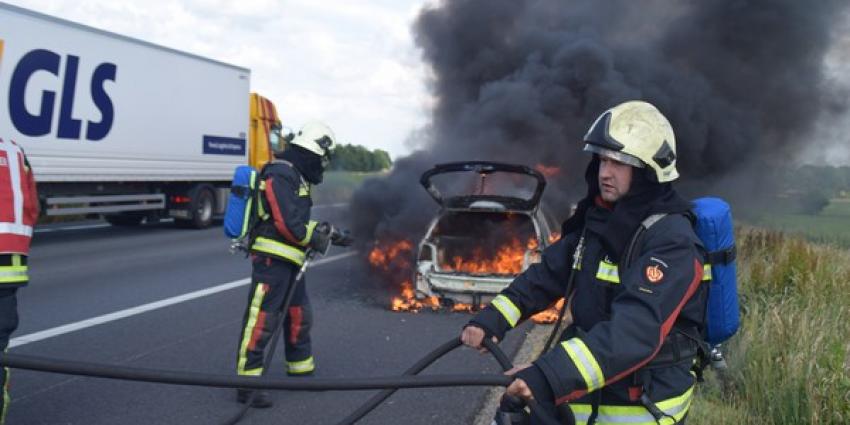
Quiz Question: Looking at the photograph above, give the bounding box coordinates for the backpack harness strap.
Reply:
[623,213,710,424]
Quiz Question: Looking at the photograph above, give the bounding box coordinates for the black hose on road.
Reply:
[336,337,560,425]
[0,339,561,425]
[0,353,512,390]
[335,337,462,425]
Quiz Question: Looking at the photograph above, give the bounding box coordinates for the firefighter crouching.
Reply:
[0,138,39,424]
[235,121,353,407]
[462,101,709,424]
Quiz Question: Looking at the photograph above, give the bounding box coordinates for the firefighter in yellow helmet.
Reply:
[235,121,352,407]
[463,101,708,424]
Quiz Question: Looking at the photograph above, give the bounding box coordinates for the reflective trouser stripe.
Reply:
[702,264,711,281]
[561,338,604,392]
[252,237,306,265]
[596,260,620,284]
[491,295,521,328]
[237,284,269,376]
[0,264,27,285]
[1,364,8,425]
[287,356,315,374]
[299,221,318,246]
[569,385,694,425]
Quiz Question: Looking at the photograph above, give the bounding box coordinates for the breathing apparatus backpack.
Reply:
[627,197,740,346]
[691,197,739,345]
[223,165,261,243]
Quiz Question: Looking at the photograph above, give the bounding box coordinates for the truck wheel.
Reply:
[105,213,145,226]
[189,186,215,228]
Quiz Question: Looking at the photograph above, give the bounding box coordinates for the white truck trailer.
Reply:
[0,2,281,228]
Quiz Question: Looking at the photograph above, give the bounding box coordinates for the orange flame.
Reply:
[534,164,560,178]
[444,237,537,275]
[390,281,440,312]
[368,240,413,272]
[531,298,565,324]
[369,236,547,313]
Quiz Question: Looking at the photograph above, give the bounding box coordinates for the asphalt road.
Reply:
[6,205,530,425]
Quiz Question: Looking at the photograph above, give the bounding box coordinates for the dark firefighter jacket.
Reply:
[250,160,319,266]
[471,203,708,424]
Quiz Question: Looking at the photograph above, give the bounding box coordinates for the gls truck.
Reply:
[0,2,281,228]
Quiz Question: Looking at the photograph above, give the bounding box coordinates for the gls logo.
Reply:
[7,45,117,141]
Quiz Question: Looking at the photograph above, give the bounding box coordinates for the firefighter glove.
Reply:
[309,222,333,254]
[330,228,354,247]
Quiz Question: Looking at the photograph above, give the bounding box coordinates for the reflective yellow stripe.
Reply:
[240,368,262,377]
[596,260,620,284]
[11,255,20,267]
[237,284,268,375]
[300,221,318,246]
[257,180,268,219]
[491,295,521,328]
[2,362,9,425]
[0,265,27,284]
[287,356,315,374]
[561,338,604,391]
[298,182,310,197]
[702,263,711,281]
[239,172,257,236]
[252,237,306,265]
[569,385,694,425]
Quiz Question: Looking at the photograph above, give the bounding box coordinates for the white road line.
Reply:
[9,250,358,349]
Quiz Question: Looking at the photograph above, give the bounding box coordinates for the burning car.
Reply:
[414,161,557,308]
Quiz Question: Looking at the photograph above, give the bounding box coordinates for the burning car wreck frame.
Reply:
[414,161,556,308]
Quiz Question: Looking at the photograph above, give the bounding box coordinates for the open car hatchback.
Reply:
[415,161,556,307]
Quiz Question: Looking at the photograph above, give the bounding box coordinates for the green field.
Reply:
[689,227,850,424]
[744,198,850,247]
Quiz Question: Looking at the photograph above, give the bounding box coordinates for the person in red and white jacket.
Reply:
[0,137,39,424]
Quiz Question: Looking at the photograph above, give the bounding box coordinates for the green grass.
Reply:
[690,228,850,424]
[744,198,850,247]
[311,171,385,205]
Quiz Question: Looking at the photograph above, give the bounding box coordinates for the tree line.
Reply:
[329,144,392,172]
[776,165,850,214]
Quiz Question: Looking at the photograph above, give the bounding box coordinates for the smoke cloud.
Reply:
[352,0,850,257]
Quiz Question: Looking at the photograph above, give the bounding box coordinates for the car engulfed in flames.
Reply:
[413,161,557,308]
[366,162,566,322]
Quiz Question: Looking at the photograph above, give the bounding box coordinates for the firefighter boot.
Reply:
[236,389,273,408]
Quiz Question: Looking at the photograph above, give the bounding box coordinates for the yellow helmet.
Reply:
[582,100,678,183]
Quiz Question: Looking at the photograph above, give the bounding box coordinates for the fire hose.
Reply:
[0,248,563,424]
[0,338,561,424]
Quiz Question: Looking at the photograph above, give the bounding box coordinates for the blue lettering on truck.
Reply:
[203,136,245,155]
[6,45,117,141]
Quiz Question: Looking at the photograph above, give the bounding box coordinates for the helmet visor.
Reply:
[583,144,645,168]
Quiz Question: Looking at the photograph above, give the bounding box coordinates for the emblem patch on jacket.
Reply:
[645,264,664,283]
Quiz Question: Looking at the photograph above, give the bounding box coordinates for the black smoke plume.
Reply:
[351,0,850,277]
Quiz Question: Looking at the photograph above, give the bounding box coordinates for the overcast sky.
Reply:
[9,0,433,159]
[8,1,850,165]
